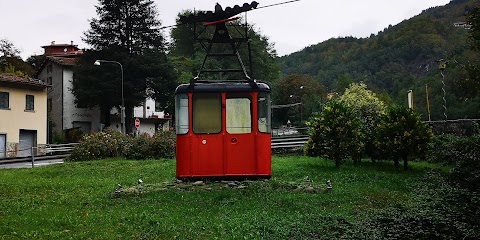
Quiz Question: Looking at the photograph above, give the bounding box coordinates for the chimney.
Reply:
[51,41,55,45]
[71,40,74,45]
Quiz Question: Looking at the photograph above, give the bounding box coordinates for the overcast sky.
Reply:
[1,0,450,60]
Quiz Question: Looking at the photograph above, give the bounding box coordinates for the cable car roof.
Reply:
[175,82,270,94]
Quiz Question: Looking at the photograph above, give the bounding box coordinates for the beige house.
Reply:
[0,74,49,158]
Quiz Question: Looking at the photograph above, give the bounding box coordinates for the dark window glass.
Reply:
[0,92,9,109]
[26,95,34,111]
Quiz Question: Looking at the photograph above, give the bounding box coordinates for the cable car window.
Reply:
[175,94,189,134]
[193,93,222,134]
[226,94,252,134]
[258,93,271,133]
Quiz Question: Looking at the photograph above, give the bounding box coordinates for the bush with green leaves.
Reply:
[122,131,175,160]
[375,105,433,169]
[67,128,127,161]
[350,171,480,239]
[446,134,480,193]
[426,134,463,164]
[338,83,386,161]
[67,129,175,161]
[304,99,363,167]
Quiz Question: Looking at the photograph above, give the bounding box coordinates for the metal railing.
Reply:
[271,135,309,149]
[0,143,78,165]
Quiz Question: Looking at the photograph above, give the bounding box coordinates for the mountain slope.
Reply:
[279,0,479,120]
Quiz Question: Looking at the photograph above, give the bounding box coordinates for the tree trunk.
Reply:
[402,155,408,170]
[125,106,133,134]
[393,157,399,168]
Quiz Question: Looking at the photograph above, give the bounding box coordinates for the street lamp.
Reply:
[94,60,126,134]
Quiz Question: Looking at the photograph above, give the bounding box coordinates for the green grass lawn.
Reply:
[0,156,442,239]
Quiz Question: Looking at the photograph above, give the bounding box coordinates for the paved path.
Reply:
[0,159,64,169]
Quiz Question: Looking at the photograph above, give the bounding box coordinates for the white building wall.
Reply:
[133,98,164,118]
[62,69,101,132]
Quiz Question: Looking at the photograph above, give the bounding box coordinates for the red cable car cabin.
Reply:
[175,82,272,179]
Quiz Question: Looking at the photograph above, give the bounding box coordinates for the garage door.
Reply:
[0,134,5,158]
[18,130,37,157]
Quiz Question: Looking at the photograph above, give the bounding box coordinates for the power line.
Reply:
[256,0,302,10]
[158,0,302,30]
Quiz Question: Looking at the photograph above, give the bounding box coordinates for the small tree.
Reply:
[339,83,386,162]
[305,99,363,167]
[376,105,433,170]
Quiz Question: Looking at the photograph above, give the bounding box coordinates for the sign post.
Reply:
[135,118,140,130]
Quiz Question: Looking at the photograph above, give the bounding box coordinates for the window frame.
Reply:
[25,95,35,112]
[226,93,252,134]
[0,92,9,110]
[257,92,272,133]
[175,93,189,135]
[192,93,222,134]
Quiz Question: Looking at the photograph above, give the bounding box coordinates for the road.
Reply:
[0,159,64,169]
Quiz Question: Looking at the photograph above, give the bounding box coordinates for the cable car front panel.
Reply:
[175,82,271,178]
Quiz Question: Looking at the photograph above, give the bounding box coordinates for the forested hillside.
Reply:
[280,0,479,121]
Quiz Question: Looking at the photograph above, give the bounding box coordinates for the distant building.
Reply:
[36,41,101,142]
[0,74,49,158]
[453,22,472,29]
[132,99,171,135]
[36,41,171,140]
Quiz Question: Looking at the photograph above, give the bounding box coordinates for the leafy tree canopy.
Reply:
[168,12,280,84]
[273,74,326,127]
[0,39,34,76]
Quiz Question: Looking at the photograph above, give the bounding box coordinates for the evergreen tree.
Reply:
[75,0,176,133]
[83,0,164,54]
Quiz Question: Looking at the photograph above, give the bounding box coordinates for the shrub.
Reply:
[426,134,463,164]
[349,171,480,239]
[65,128,84,143]
[449,134,480,192]
[67,129,176,161]
[339,83,386,161]
[304,99,363,167]
[66,129,127,161]
[375,105,432,169]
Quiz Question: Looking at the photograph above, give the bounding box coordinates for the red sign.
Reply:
[134,118,140,129]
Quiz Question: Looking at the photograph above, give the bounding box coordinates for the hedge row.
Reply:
[66,129,175,161]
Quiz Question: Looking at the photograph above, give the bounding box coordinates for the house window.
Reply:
[0,92,9,109]
[26,95,34,111]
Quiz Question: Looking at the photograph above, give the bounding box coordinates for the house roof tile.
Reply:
[47,56,78,66]
[0,73,50,88]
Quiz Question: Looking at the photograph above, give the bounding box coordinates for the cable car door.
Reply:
[225,94,255,175]
[192,93,223,176]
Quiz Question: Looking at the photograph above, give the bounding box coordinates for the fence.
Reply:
[271,135,308,149]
